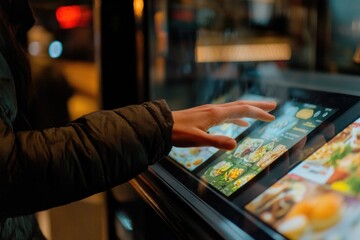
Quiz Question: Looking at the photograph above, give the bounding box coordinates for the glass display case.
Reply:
[104,0,360,239]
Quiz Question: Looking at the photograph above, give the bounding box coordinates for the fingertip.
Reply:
[268,114,276,121]
[268,101,277,109]
[221,139,237,150]
[260,112,276,122]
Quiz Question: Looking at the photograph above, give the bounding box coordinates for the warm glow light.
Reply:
[196,43,291,62]
[56,5,92,29]
[28,41,41,56]
[354,45,360,64]
[133,0,144,19]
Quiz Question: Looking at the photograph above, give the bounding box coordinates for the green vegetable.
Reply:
[328,144,352,167]
[347,175,360,194]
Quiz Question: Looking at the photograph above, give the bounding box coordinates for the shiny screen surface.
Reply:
[168,93,277,171]
[197,100,337,197]
[246,117,360,239]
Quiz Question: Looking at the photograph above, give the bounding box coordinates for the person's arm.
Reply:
[1,100,173,217]
[0,99,275,218]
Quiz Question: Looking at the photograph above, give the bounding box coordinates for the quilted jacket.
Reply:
[0,54,174,237]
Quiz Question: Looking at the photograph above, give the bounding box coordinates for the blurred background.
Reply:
[27,1,103,239]
[27,1,176,239]
[25,0,360,239]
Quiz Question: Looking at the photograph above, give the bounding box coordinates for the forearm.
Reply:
[0,100,174,217]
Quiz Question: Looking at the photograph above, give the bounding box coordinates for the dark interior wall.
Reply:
[99,0,140,110]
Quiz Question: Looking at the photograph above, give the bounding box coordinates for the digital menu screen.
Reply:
[245,117,360,239]
[168,93,277,171]
[169,123,250,171]
[198,101,337,197]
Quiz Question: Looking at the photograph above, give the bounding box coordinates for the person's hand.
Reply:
[171,100,277,150]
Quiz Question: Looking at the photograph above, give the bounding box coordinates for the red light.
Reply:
[56,5,92,29]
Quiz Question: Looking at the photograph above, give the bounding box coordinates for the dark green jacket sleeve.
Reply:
[0,96,173,218]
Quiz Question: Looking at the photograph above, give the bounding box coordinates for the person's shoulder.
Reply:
[0,52,13,79]
[0,51,17,123]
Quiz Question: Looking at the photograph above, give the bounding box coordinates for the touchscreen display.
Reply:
[245,117,360,239]
[168,93,277,171]
[198,101,337,196]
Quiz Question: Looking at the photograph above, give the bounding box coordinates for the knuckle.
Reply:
[206,106,218,115]
[240,105,251,112]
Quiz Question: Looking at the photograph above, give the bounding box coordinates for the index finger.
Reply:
[219,104,276,122]
[222,100,277,112]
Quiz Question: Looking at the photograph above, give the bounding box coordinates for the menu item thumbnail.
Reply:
[233,138,264,160]
[169,146,217,171]
[246,174,360,240]
[201,159,247,189]
[198,101,335,196]
[291,118,360,197]
[221,172,257,196]
[247,141,275,163]
[209,160,233,177]
[256,144,287,168]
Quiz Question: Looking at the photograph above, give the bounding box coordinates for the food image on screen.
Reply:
[221,172,257,196]
[216,166,249,190]
[256,144,288,168]
[169,146,217,171]
[199,101,336,196]
[246,174,360,240]
[233,138,264,160]
[291,117,360,197]
[201,160,235,186]
[168,94,277,171]
[209,160,234,177]
[247,141,275,163]
[246,175,307,222]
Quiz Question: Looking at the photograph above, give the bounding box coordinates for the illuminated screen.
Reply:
[198,100,337,197]
[168,93,277,171]
[245,117,360,239]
